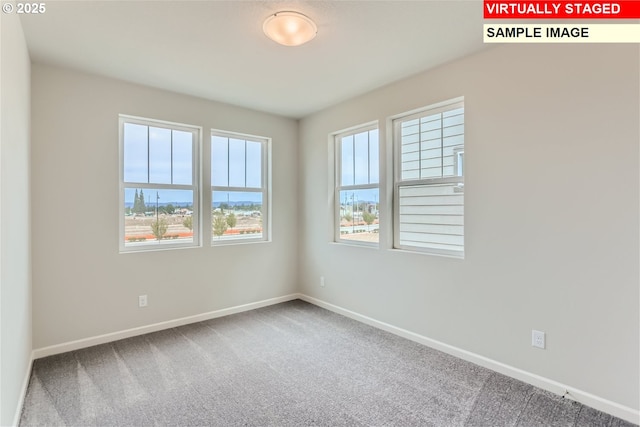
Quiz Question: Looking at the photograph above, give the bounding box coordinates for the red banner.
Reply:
[484,1,640,19]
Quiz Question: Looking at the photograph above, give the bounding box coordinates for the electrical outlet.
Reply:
[532,330,545,349]
[320,276,325,287]
[138,295,148,308]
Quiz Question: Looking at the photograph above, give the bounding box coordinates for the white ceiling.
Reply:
[20,0,488,118]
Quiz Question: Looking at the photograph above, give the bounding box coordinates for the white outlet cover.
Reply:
[532,330,545,349]
[139,295,148,307]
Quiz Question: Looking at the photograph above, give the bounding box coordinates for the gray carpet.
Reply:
[20,300,637,426]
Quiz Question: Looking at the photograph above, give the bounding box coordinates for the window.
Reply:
[393,99,464,256]
[119,116,200,251]
[335,124,379,245]
[211,131,269,243]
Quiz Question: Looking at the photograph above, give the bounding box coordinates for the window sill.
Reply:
[330,241,379,250]
[389,247,464,260]
[120,242,201,254]
[212,238,271,247]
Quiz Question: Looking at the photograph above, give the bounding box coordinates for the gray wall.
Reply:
[1,12,33,426]
[298,44,639,410]
[30,64,299,349]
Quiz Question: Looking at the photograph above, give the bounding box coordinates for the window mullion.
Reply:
[340,183,378,191]
[244,139,248,187]
[124,182,196,191]
[212,185,263,192]
[352,137,355,187]
[367,131,370,184]
[226,138,230,187]
[170,130,174,185]
[147,126,150,183]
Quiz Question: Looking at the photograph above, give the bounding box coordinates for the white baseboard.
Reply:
[298,294,640,425]
[12,351,34,427]
[32,294,300,359]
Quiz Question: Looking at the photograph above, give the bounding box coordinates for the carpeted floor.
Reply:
[20,300,636,426]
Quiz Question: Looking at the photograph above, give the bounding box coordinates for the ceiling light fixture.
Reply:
[263,11,317,47]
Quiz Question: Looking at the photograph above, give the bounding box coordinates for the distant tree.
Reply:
[219,202,229,213]
[134,190,147,214]
[343,213,353,224]
[182,216,193,231]
[133,189,146,214]
[150,218,168,240]
[226,213,237,230]
[133,189,140,213]
[362,211,375,231]
[212,213,228,239]
[164,203,175,215]
[138,190,146,214]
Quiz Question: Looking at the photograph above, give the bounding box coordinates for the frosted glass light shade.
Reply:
[263,11,317,46]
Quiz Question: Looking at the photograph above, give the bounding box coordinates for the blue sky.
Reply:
[123,123,193,185]
[211,136,261,188]
[341,129,379,186]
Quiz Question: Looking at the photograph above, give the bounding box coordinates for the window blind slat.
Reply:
[399,223,463,235]
[397,173,463,252]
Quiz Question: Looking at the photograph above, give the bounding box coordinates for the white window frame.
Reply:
[393,98,464,257]
[334,123,379,246]
[211,129,270,245]
[119,115,201,253]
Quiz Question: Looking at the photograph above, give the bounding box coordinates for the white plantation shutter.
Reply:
[398,183,464,252]
[394,99,464,256]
